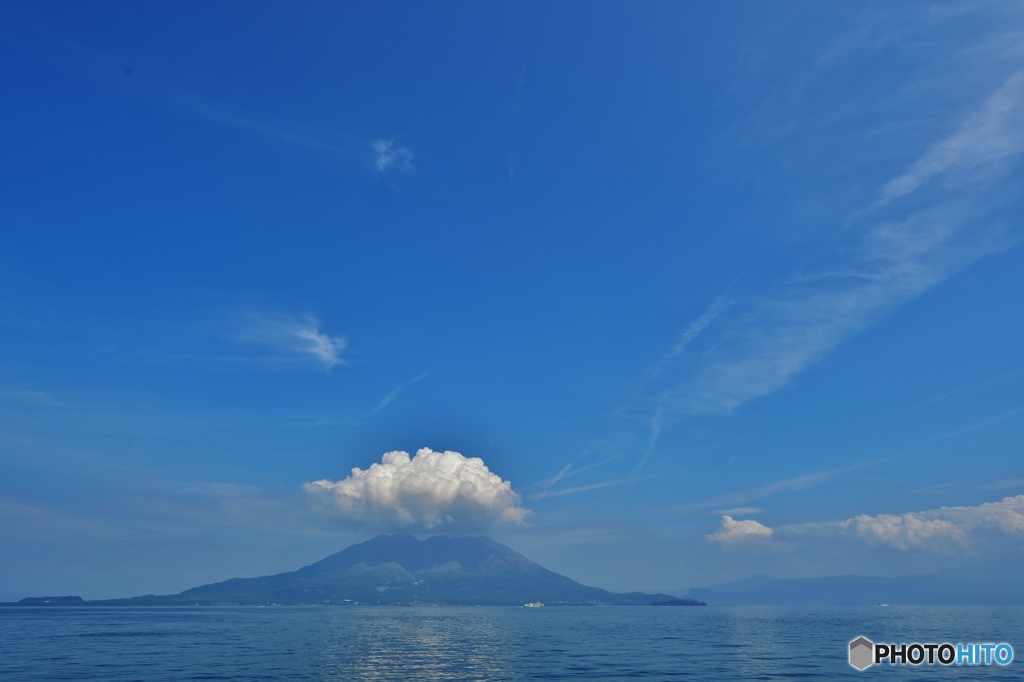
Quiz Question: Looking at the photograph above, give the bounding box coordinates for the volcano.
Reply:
[90,534,690,606]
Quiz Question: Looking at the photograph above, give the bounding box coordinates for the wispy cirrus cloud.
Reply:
[180,482,262,498]
[371,370,430,413]
[644,293,731,385]
[881,71,1024,200]
[176,94,418,182]
[525,455,635,501]
[176,94,359,158]
[538,474,649,500]
[685,463,865,511]
[714,506,764,516]
[980,479,1024,491]
[0,387,65,407]
[912,367,1024,411]
[372,139,414,173]
[655,70,1024,419]
[25,31,417,183]
[235,312,347,370]
[924,405,1024,443]
[628,291,732,471]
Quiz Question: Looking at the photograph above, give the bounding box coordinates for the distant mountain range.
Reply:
[3,534,695,607]
[683,573,1024,606]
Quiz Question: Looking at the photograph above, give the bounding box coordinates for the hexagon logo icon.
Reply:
[849,637,874,670]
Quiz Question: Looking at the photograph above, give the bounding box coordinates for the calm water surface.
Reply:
[1,605,1021,680]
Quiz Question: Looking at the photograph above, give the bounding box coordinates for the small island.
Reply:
[652,598,706,606]
[10,596,85,606]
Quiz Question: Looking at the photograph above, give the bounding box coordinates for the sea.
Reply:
[1,605,1020,680]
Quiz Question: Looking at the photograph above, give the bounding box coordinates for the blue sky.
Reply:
[2,1,1023,600]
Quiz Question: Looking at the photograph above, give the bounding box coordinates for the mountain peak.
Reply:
[298,534,536,576]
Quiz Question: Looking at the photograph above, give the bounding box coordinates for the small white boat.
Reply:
[523,601,544,608]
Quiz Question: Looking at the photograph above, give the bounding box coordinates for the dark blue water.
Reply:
[1,606,1020,680]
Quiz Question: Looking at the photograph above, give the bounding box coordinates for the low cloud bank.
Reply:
[303,448,528,532]
[837,512,966,550]
[831,495,1024,550]
[709,495,1024,552]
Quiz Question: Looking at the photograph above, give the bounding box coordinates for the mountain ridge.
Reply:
[683,573,1024,605]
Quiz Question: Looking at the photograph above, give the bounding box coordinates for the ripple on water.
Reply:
[0,606,1022,681]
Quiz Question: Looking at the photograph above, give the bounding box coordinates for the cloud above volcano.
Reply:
[303,448,529,532]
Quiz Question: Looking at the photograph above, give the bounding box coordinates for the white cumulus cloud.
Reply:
[708,515,774,544]
[303,448,529,531]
